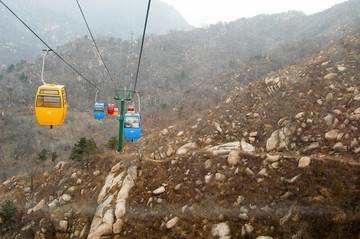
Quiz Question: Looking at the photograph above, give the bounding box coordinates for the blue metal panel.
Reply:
[94,103,105,120]
[123,113,141,140]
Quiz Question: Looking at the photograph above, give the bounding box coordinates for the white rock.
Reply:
[113,219,123,234]
[181,205,188,214]
[48,199,59,209]
[271,162,279,169]
[333,142,347,151]
[174,183,182,190]
[33,199,45,212]
[298,157,311,168]
[54,161,66,170]
[115,199,126,219]
[166,216,179,229]
[241,138,255,154]
[103,209,114,226]
[176,142,197,155]
[337,66,346,72]
[88,224,113,239]
[324,73,338,80]
[215,173,226,181]
[227,150,240,166]
[246,168,255,176]
[93,170,100,176]
[59,220,68,232]
[212,222,231,238]
[226,98,232,104]
[325,129,340,140]
[209,141,240,156]
[256,237,273,239]
[111,163,121,173]
[59,194,72,204]
[266,154,281,162]
[266,130,279,151]
[77,178,82,185]
[70,172,77,180]
[354,94,360,101]
[239,213,249,220]
[160,128,169,135]
[295,112,305,119]
[153,186,166,194]
[234,195,245,206]
[205,174,213,184]
[258,168,268,177]
[166,147,174,157]
[214,122,223,133]
[204,159,212,169]
[242,223,254,236]
[24,187,31,193]
[68,186,76,193]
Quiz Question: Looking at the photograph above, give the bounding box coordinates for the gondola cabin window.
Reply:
[125,116,140,128]
[36,95,61,108]
[95,106,104,112]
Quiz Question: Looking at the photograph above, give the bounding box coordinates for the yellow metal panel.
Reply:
[35,84,67,126]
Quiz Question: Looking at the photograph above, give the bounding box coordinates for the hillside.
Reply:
[1,0,360,179]
[0,0,192,68]
[1,27,360,239]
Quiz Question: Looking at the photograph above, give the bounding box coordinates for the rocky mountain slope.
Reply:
[1,0,360,179]
[1,28,360,239]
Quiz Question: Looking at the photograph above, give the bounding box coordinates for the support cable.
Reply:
[132,0,151,98]
[0,0,104,93]
[75,0,116,88]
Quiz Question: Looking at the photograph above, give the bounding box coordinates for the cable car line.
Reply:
[0,0,104,93]
[132,0,151,98]
[75,0,116,88]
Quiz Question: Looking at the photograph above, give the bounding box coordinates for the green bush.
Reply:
[105,136,118,150]
[70,137,100,161]
[6,64,14,73]
[19,72,28,83]
[0,199,18,228]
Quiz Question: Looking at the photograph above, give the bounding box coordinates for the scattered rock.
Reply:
[298,157,311,168]
[266,130,279,151]
[59,220,68,233]
[153,186,166,194]
[176,142,197,155]
[241,138,255,154]
[33,199,45,212]
[209,141,240,156]
[227,150,240,166]
[59,194,72,204]
[166,216,179,229]
[212,222,231,239]
[324,73,338,80]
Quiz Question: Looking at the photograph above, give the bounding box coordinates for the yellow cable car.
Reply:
[113,108,119,116]
[35,84,68,128]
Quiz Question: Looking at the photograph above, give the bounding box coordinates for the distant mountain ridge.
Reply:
[0,0,193,68]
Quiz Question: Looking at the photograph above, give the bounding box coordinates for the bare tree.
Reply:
[23,157,40,190]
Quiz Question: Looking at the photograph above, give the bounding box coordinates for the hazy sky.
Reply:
[160,0,348,27]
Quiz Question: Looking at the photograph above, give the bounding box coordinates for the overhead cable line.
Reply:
[75,0,116,88]
[132,0,151,98]
[0,0,104,93]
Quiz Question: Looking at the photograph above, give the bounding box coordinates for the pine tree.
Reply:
[37,148,48,172]
[0,199,18,229]
[70,137,100,161]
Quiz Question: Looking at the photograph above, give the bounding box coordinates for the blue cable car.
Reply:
[94,103,105,120]
[123,113,141,140]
